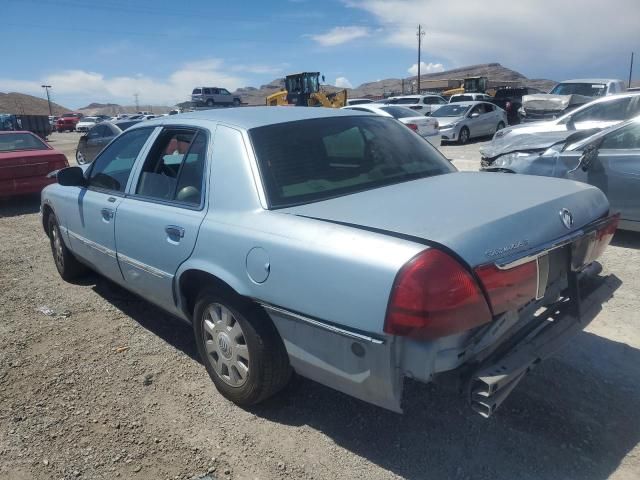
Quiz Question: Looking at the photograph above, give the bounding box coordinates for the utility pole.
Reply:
[41,85,53,116]
[416,24,425,94]
[629,52,635,89]
[134,92,140,112]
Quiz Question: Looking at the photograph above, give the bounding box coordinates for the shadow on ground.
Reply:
[0,194,41,218]
[88,274,640,480]
[612,229,640,250]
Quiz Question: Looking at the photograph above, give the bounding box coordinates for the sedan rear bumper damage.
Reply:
[467,267,620,417]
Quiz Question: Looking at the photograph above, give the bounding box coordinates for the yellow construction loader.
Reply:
[442,76,489,97]
[266,72,347,108]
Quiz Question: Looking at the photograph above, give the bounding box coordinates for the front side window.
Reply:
[220,89,231,95]
[88,128,154,192]
[250,116,455,208]
[135,129,207,205]
[600,121,640,150]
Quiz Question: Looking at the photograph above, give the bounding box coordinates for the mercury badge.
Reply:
[559,208,574,229]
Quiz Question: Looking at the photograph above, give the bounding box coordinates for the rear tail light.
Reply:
[506,101,512,111]
[475,261,538,315]
[384,249,492,340]
[406,123,418,132]
[582,213,619,265]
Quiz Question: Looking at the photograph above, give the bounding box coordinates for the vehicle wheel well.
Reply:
[179,270,238,321]
[42,204,54,237]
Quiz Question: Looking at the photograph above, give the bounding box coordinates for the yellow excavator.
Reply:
[442,76,489,97]
[266,72,347,108]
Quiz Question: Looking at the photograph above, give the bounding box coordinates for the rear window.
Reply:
[494,88,526,98]
[0,133,48,152]
[391,97,420,105]
[250,116,455,208]
[379,106,417,118]
[450,95,473,102]
[550,83,607,97]
[192,88,202,94]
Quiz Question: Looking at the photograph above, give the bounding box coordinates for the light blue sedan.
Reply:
[42,107,618,417]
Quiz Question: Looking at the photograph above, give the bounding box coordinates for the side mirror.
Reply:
[57,166,87,187]
[569,143,599,173]
[470,112,480,118]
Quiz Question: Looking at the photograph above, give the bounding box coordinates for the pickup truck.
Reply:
[490,87,543,125]
[56,112,84,132]
[520,79,626,123]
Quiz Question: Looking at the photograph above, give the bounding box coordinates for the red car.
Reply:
[0,131,68,197]
[55,112,83,132]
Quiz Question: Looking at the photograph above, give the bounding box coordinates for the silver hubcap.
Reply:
[51,226,64,269]
[202,303,250,387]
[461,129,469,142]
[76,151,85,164]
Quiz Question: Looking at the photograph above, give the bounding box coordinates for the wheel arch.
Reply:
[176,266,250,322]
[41,203,55,237]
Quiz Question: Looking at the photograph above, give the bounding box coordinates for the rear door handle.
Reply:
[101,208,114,220]
[165,225,185,239]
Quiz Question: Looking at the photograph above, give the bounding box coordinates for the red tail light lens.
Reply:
[506,101,512,111]
[406,123,418,132]
[475,261,538,315]
[384,249,492,340]
[584,213,619,265]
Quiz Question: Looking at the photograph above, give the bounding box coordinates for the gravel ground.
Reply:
[1,132,639,480]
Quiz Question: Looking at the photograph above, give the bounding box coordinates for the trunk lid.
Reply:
[280,172,609,267]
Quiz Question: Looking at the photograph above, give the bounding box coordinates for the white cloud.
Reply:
[309,26,369,46]
[0,58,247,107]
[348,0,640,72]
[408,62,444,76]
[335,77,353,88]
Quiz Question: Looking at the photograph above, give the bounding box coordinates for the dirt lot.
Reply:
[1,132,639,480]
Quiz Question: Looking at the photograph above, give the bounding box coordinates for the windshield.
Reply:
[0,133,48,152]
[432,104,470,117]
[550,83,607,97]
[379,106,417,119]
[250,116,455,208]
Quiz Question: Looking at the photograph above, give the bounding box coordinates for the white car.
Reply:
[386,94,448,115]
[449,93,493,103]
[75,116,101,133]
[343,104,441,147]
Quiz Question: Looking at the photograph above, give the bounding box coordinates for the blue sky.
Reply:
[2,0,639,108]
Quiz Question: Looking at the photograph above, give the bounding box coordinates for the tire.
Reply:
[205,99,215,107]
[458,126,470,144]
[48,214,87,281]
[233,98,241,107]
[76,150,87,165]
[193,288,291,406]
[496,121,505,131]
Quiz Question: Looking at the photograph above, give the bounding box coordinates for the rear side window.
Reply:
[88,128,154,192]
[192,88,202,94]
[380,106,416,118]
[135,128,207,206]
[203,88,211,95]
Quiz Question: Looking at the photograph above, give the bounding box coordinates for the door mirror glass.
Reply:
[57,166,86,187]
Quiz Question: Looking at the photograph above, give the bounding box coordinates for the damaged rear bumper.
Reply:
[467,267,620,417]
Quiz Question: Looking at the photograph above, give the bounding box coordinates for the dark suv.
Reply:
[490,87,542,124]
[191,87,242,107]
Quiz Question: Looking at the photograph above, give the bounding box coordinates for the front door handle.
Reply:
[165,225,185,239]
[101,208,114,220]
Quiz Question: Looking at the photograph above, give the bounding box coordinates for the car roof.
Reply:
[560,78,624,84]
[0,130,39,136]
[151,106,371,130]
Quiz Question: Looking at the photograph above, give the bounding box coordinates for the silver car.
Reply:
[482,116,640,232]
[433,101,508,144]
[497,92,640,140]
[385,94,448,115]
[192,87,242,107]
[42,107,618,417]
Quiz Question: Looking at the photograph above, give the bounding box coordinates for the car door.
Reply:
[114,127,209,314]
[466,104,486,137]
[64,127,156,282]
[482,103,499,134]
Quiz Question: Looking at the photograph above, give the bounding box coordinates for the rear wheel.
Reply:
[48,214,87,281]
[76,150,87,165]
[206,99,215,107]
[458,126,470,144]
[193,288,291,406]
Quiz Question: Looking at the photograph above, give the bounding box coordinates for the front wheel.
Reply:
[48,214,87,281]
[193,289,291,406]
[496,121,505,131]
[458,126,470,144]
[233,98,241,106]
